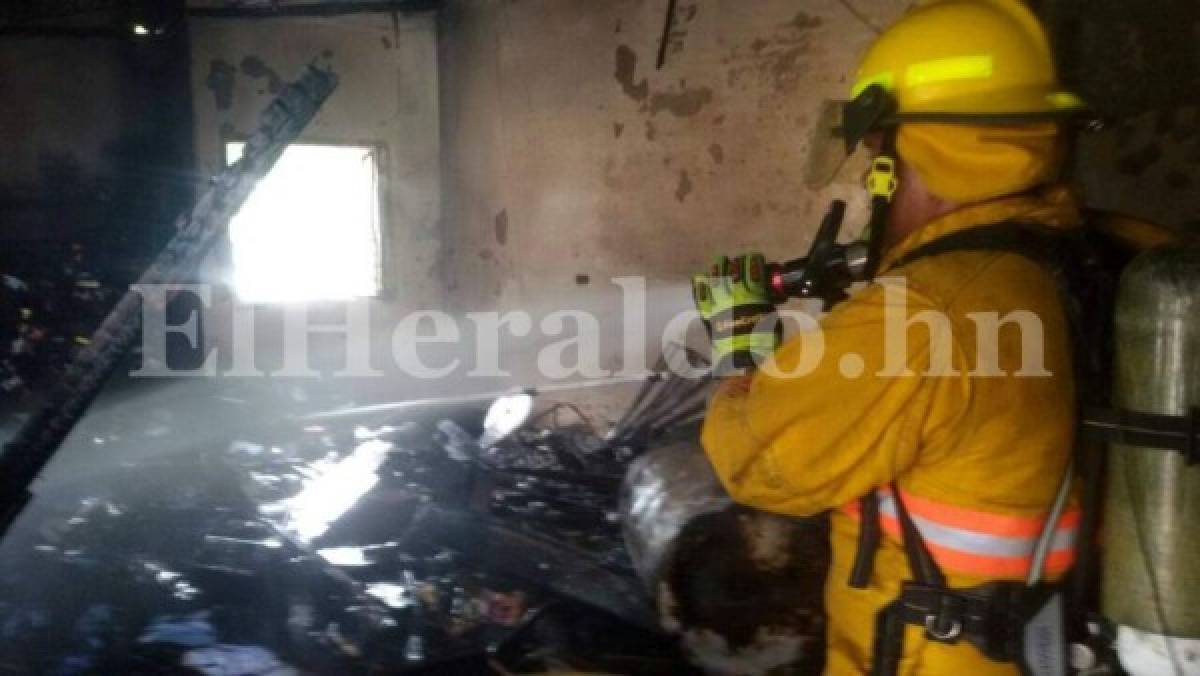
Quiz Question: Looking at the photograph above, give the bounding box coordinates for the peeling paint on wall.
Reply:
[439,0,903,346]
[240,56,283,95]
[675,170,692,202]
[659,0,701,68]
[192,11,442,316]
[648,86,713,117]
[206,59,237,110]
[615,42,712,117]
[494,209,508,245]
[614,45,648,102]
[723,10,825,98]
[786,11,824,30]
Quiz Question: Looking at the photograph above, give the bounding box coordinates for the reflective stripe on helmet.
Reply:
[1045,91,1087,110]
[905,54,994,88]
[852,55,995,100]
[847,0,1087,117]
[842,487,1079,578]
[851,71,896,98]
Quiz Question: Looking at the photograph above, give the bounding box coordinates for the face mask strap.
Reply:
[862,129,898,280]
[837,84,900,280]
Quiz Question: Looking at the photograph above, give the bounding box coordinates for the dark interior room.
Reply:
[1,1,1199,674]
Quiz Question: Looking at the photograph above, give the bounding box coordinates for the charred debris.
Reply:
[0,349,732,674]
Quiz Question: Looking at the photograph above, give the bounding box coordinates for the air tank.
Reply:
[1102,244,1200,667]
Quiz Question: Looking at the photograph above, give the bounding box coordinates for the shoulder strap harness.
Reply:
[854,221,1100,676]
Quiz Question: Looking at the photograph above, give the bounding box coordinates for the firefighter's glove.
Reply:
[692,253,781,375]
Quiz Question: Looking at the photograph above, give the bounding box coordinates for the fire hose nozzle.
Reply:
[765,201,870,308]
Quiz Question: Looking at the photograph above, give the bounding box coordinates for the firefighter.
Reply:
[696,1,1090,673]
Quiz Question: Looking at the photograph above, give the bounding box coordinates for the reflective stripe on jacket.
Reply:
[841,486,1080,579]
[702,186,1083,676]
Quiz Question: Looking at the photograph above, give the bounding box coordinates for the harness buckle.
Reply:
[923,591,966,643]
[924,613,963,641]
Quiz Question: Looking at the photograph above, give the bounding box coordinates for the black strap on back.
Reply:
[848,492,880,588]
[889,221,1080,269]
[850,220,1110,594]
[891,484,945,588]
[856,221,1114,676]
[890,221,1112,399]
[893,219,1115,603]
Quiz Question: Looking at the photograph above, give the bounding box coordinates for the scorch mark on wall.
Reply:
[206,60,237,110]
[614,44,713,118]
[494,209,508,245]
[615,45,649,102]
[724,11,823,98]
[240,56,283,95]
[649,87,713,117]
[675,170,693,202]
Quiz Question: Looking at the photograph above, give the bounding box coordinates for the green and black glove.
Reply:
[692,253,781,374]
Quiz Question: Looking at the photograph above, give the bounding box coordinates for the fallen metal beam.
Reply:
[0,65,338,539]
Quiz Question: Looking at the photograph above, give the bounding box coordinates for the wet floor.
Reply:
[0,376,692,674]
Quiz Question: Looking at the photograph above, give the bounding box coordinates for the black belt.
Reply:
[862,486,1067,676]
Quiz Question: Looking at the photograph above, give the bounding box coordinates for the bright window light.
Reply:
[226,143,383,303]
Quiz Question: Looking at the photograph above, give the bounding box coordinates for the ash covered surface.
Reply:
[0,379,700,674]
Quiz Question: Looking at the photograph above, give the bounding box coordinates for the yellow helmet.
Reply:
[851,0,1085,119]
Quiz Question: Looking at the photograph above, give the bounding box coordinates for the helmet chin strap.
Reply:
[840,85,900,280]
[862,128,899,280]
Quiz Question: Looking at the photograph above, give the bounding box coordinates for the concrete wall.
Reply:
[0,39,125,190]
[190,10,443,307]
[435,0,1200,422]
[439,0,911,310]
[187,11,463,409]
[437,0,908,419]
[0,30,192,260]
[183,0,1200,424]
[1046,0,1200,228]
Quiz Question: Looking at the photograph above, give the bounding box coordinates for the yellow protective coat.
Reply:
[702,187,1081,675]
